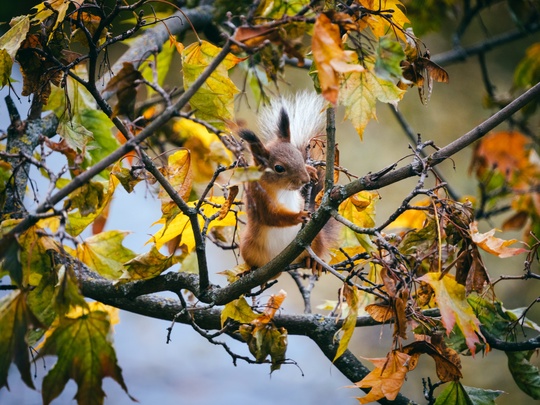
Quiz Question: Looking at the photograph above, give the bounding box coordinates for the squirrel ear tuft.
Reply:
[277,107,291,142]
[239,129,270,167]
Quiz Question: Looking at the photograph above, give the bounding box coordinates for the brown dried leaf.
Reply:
[103,62,143,119]
[219,185,239,220]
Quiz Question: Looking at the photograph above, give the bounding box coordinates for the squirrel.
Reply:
[238,92,335,273]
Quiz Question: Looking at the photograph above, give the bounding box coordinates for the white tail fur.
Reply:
[258,92,327,151]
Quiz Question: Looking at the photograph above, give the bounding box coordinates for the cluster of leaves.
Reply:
[0,0,539,404]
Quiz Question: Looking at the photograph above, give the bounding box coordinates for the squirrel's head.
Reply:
[239,108,310,190]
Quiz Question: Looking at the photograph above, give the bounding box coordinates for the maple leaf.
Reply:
[355,350,411,403]
[66,175,119,236]
[338,191,378,251]
[171,118,232,184]
[339,61,404,139]
[0,16,30,86]
[388,198,430,229]
[121,246,180,281]
[418,273,484,355]
[151,196,239,253]
[182,40,241,129]
[469,222,528,258]
[471,131,536,186]
[0,291,43,390]
[359,0,410,41]
[334,284,360,360]
[37,303,134,405]
[312,13,364,104]
[33,0,73,38]
[221,296,258,327]
[74,230,137,280]
[158,149,193,215]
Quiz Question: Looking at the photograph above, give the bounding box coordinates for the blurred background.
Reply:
[1,1,539,404]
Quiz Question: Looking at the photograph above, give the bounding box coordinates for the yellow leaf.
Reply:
[418,273,484,355]
[158,149,192,209]
[172,118,232,183]
[66,175,119,236]
[338,191,378,251]
[0,15,30,59]
[339,63,404,139]
[76,230,137,280]
[355,350,411,403]
[358,0,410,41]
[151,196,240,252]
[334,284,359,361]
[121,246,179,281]
[182,41,241,129]
[221,296,258,327]
[33,0,72,41]
[388,198,430,229]
[469,222,528,258]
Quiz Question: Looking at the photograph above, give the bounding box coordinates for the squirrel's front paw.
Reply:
[297,210,311,224]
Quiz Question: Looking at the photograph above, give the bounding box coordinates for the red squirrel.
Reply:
[238,92,334,272]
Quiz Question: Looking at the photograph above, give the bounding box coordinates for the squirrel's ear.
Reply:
[277,107,291,142]
[239,129,270,167]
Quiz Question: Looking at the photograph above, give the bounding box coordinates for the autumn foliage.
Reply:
[0,0,540,405]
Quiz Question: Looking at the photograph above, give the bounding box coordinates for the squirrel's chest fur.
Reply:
[264,189,303,258]
[241,186,304,268]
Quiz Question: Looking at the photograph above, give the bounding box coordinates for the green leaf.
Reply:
[463,386,504,404]
[76,230,137,279]
[81,109,119,167]
[375,37,406,81]
[53,265,89,314]
[221,296,258,327]
[66,176,119,236]
[182,41,241,129]
[434,381,473,405]
[38,304,133,405]
[0,15,30,59]
[0,49,13,87]
[339,62,404,139]
[111,163,141,193]
[1,239,22,286]
[334,284,359,361]
[507,350,540,399]
[0,291,42,390]
[514,43,540,89]
[57,119,94,152]
[121,246,179,281]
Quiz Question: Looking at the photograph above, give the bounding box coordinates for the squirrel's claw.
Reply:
[298,210,311,223]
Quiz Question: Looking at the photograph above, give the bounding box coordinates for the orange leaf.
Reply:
[312,13,364,104]
[418,273,484,355]
[469,221,528,258]
[471,131,535,187]
[355,351,411,403]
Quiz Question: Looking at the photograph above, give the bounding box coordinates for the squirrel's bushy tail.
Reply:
[258,91,327,152]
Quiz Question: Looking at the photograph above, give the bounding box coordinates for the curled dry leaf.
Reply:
[469,221,528,258]
[355,351,411,404]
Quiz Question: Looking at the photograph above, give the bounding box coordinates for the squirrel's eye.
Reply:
[274,164,285,173]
